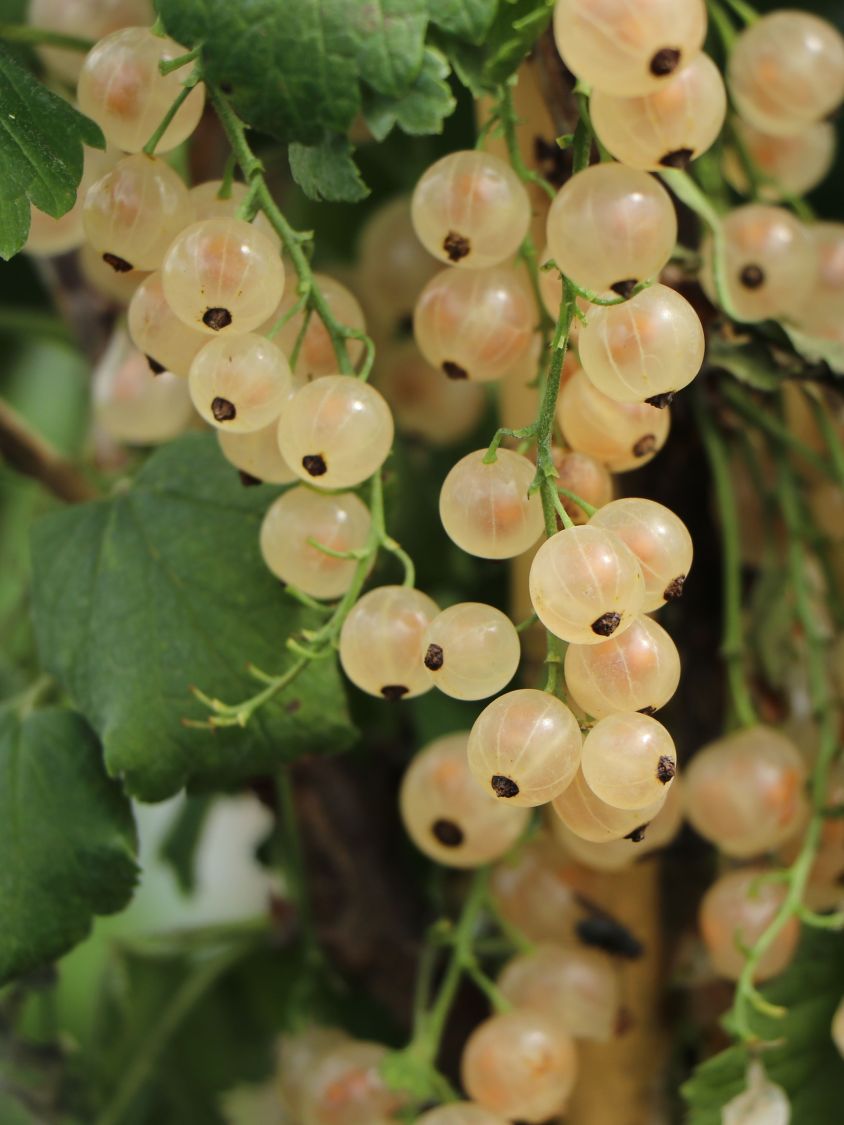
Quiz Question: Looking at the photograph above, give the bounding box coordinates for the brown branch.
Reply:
[0,399,97,502]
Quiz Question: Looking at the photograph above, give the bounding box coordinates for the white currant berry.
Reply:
[128,271,208,376]
[439,449,544,559]
[581,711,677,810]
[700,867,799,982]
[188,333,291,432]
[339,586,439,700]
[422,602,520,701]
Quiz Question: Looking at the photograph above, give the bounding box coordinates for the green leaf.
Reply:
[427,0,497,43]
[0,706,137,985]
[289,133,370,203]
[707,335,781,392]
[783,324,844,377]
[0,45,103,259]
[683,928,844,1125]
[156,0,428,146]
[30,433,356,802]
[445,0,554,94]
[363,47,456,141]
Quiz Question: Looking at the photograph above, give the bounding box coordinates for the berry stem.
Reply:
[693,384,758,730]
[0,24,93,51]
[721,380,834,480]
[142,71,199,156]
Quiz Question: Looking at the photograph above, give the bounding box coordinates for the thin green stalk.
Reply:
[693,385,757,729]
[707,0,738,51]
[143,73,198,156]
[0,24,92,51]
[722,381,834,480]
[721,0,758,25]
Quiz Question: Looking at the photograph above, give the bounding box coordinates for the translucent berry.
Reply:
[29,0,153,84]
[699,867,799,982]
[701,204,817,322]
[356,196,439,335]
[279,1027,349,1119]
[83,154,192,272]
[581,711,677,809]
[590,497,693,610]
[498,943,621,1042]
[553,768,666,844]
[553,449,614,525]
[461,1009,578,1123]
[558,368,671,473]
[491,835,583,943]
[374,342,485,445]
[128,271,208,376]
[299,1039,406,1125]
[339,585,439,700]
[417,1105,510,1125]
[260,487,372,600]
[188,180,279,244]
[591,53,726,172]
[217,423,296,485]
[26,146,117,257]
[399,733,529,868]
[189,333,291,432]
[422,602,520,701]
[78,27,205,153]
[277,375,394,490]
[162,218,285,335]
[270,273,366,378]
[683,726,807,858]
[794,222,844,339]
[723,119,835,203]
[728,11,844,136]
[545,164,677,294]
[414,265,534,382]
[564,615,680,719]
[439,449,543,559]
[78,241,148,305]
[529,525,645,645]
[578,284,705,403]
[553,0,707,97]
[468,688,582,807]
[411,150,531,269]
[93,327,193,445]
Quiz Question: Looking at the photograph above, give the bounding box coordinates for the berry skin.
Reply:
[29,0,153,84]
[497,942,621,1042]
[422,602,521,701]
[557,368,671,473]
[564,614,681,718]
[78,242,149,305]
[546,163,677,294]
[162,218,285,335]
[722,120,835,203]
[416,1105,510,1125]
[299,1039,406,1125]
[399,733,529,868]
[461,1009,578,1123]
[188,333,291,433]
[439,449,544,560]
[83,154,192,273]
[78,27,205,154]
[260,487,372,600]
[217,422,296,485]
[590,53,727,172]
[414,265,534,382]
[529,525,645,645]
[728,11,844,137]
[699,867,799,982]
[578,284,705,404]
[553,0,707,97]
[589,497,694,611]
[491,834,583,943]
[411,150,531,269]
[553,767,666,844]
[683,726,807,859]
[267,273,366,378]
[128,271,208,376]
[277,375,394,490]
[553,449,614,525]
[339,586,439,700]
[581,711,677,810]
[467,688,582,807]
[188,180,279,245]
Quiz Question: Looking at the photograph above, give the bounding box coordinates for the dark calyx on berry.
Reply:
[633,434,657,458]
[664,574,686,601]
[302,453,327,477]
[432,818,464,847]
[576,912,644,959]
[238,470,261,487]
[381,684,409,700]
[424,643,444,671]
[656,755,676,784]
[211,396,236,422]
[649,47,681,76]
[610,278,638,299]
[203,306,233,330]
[624,824,648,843]
[443,230,471,263]
[103,252,133,273]
[638,705,657,716]
[146,355,166,375]
[591,611,621,637]
[645,391,674,409]
[442,360,468,380]
[659,147,694,169]
[739,264,765,289]
[491,774,519,798]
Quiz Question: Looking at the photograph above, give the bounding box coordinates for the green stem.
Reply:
[721,0,758,25]
[0,24,93,51]
[693,385,757,729]
[722,381,834,480]
[498,83,556,201]
[660,168,737,318]
[707,0,739,51]
[143,76,197,157]
[158,46,201,76]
